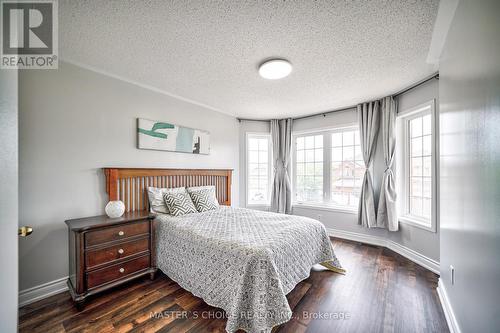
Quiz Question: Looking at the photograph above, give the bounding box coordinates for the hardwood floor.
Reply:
[19,239,449,333]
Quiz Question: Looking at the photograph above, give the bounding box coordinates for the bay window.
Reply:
[246,133,272,205]
[295,134,323,202]
[293,126,362,211]
[397,100,437,231]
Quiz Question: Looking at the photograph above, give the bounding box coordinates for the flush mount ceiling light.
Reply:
[258,59,292,80]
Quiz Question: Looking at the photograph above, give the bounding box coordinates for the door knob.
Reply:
[18,226,33,237]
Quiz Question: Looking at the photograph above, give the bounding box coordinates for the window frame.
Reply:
[245,132,273,207]
[397,100,438,232]
[291,123,361,213]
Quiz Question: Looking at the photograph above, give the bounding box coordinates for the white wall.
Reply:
[0,69,19,331]
[239,79,440,263]
[439,1,500,331]
[18,62,239,291]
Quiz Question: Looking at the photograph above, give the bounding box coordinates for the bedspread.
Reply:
[155,206,343,332]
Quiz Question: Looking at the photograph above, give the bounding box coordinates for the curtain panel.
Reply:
[377,96,398,231]
[270,118,293,214]
[357,101,380,227]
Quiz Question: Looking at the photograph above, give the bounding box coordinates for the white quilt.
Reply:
[155,206,343,332]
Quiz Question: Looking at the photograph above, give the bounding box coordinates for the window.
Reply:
[293,126,362,211]
[246,133,272,205]
[295,134,323,202]
[330,129,363,208]
[397,100,437,231]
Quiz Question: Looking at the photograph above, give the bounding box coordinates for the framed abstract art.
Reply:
[137,118,210,154]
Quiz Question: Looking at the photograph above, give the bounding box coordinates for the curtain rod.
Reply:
[237,72,439,123]
[393,72,439,97]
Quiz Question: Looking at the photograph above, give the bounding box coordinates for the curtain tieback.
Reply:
[274,161,288,173]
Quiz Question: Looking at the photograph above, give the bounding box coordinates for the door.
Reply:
[0,69,19,332]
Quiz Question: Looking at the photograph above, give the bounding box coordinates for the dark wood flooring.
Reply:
[19,238,449,333]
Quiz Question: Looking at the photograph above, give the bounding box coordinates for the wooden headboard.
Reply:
[104,168,233,212]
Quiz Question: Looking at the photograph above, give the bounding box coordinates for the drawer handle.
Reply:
[119,268,125,273]
[118,248,124,254]
[118,231,124,236]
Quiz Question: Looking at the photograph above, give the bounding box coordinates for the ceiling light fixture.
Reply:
[258,59,292,80]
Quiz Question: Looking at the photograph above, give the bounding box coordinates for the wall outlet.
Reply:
[450,265,455,285]
[317,214,322,221]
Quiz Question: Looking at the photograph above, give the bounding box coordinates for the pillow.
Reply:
[187,186,220,212]
[163,191,198,216]
[147,186,185,214]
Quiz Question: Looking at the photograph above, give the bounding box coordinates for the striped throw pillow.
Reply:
[187,186,220,212]
[163,190,197,216]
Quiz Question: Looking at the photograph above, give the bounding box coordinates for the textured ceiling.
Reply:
[59,0,439,119]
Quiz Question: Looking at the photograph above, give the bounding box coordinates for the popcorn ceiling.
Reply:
[59,0,438,119]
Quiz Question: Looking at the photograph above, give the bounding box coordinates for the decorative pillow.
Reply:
[147,187,185,214]
[187,186,220,212]
[163,191,198,216]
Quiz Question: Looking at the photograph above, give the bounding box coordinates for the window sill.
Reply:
[246,204,271,210]
[292,203,358,215]
[399,215,436,232]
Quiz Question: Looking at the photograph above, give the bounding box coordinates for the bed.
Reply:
[104,167,344,333]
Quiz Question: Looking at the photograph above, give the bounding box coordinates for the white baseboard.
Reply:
[385,239,440,274]
[328,228,387,247]
[437,278,461,333]
[18,276,69,307]
[327,227,440,274]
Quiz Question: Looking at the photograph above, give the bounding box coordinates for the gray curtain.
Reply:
[357,101,380,227]
[377,96,398,230]
[270,118,293,214]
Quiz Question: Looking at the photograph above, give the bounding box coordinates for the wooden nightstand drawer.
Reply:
[85,221,149,247]
[85,237,150,269]
[87,255,150,289]
[66,211,157,308]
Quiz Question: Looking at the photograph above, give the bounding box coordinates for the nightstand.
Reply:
[65,211,157,308]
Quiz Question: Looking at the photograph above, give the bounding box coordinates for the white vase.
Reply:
[105,200,125,218]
